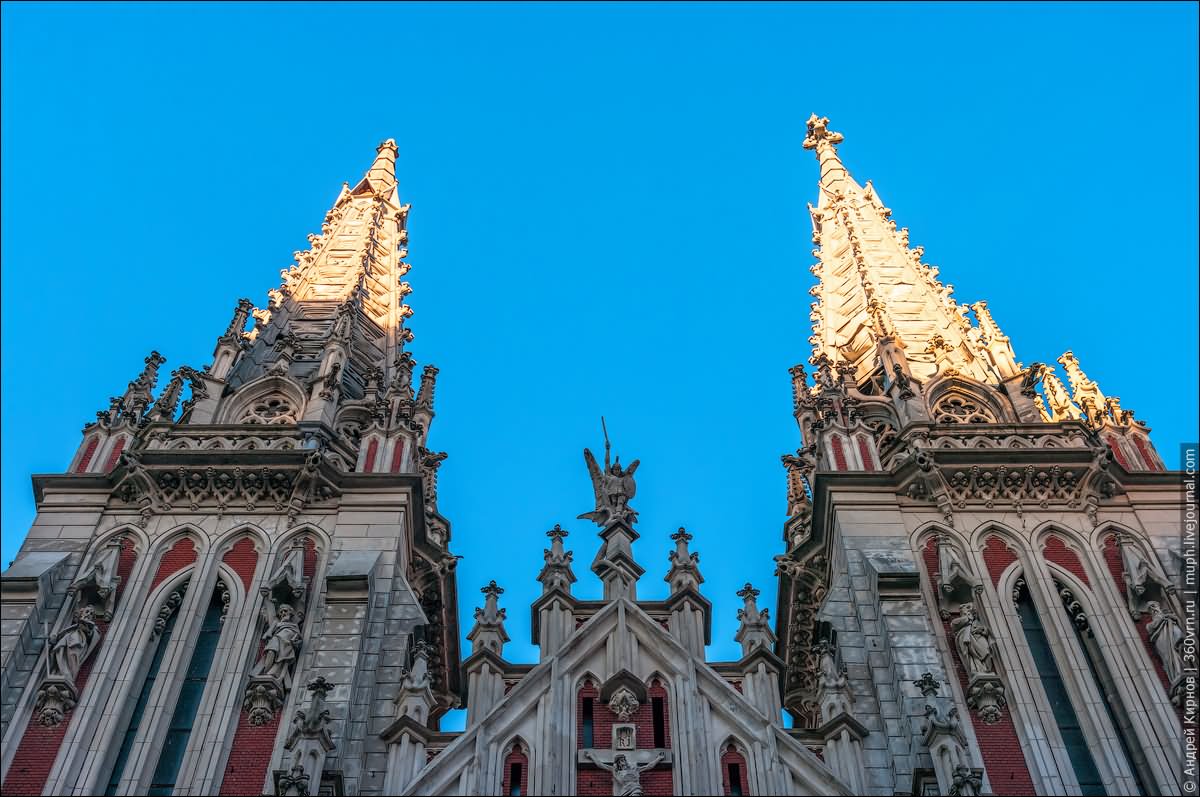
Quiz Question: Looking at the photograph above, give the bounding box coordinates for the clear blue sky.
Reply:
[3,0,1197,686]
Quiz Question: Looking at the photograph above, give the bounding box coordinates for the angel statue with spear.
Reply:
[579,417,640,528]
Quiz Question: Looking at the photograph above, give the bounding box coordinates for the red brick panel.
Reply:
[1101,536,1173,693]
[856,435,876,471]
[576,681,672,796]
[1105,435,1131,470]
[924,538,1036,796]
[982,536,1018,587]
[1042,536,1090,587]
[720,745,750,795]
[219,536,317,795]
[830,435,848,471]
[501,742,529,795]
[75,436,100,473]
[1132,436,1161,472]
[390,439,405,473]
[363,438,379,472]
[149,538,199,591]
[5,538,139,796]
[222,538,259,592]
[103,436,127,472]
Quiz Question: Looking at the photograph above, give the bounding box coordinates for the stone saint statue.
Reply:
[579,419,640,527]
[583,750,664,796]
[950,603,996,678]
[1146,601,1184,686]
[254,602,303,683]
[48,605,101,682]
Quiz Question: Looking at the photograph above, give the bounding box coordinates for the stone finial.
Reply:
[416,364,439,411]
[1040,367,1081,421]
[913,672,941,698]
[467,581,509,656]
[122,351,167,419]
[538,524,577,595]
[393,641,437,725]
[665,527,703,594]
[803,114,844,153]
[734,583,775,656]
[148,369,185,423]
[224,298,254,338]
[1058,351,1106,423]
[789,364,808,410]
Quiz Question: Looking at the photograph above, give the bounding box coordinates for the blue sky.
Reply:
[3,0,1196,695]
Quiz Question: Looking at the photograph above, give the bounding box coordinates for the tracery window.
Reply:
[1013,578,1104,796]
[147,591,224,795]
[932,394,996,424]
[239,394,298,425]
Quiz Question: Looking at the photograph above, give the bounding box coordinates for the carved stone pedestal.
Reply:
[33,677,78,727]
[244,674,286,726]
[965,673,1006,724]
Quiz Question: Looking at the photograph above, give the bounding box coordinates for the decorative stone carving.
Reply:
[466,581,509,656]
[613,723,636,750]
[278,677,336,797]
[735,583,775,655]
[244,676,286,727]
[950,603,1006,723]
[921,704,978,795]
[1118,534,1175,618]
[47,605,101,683]
[253,602,303,685]
[1146,601,1185,703]
[151,586,187,640]
[607,686,641,722]
[935,535,981,615]
[537,525,576,595]
[582,750,665,796]
[69,538,124,621]
[932,394,996,425]
[913,672,941,698]
[579,427,640,528]
[33,678,79,727]
[814,639,854,720]
[664,527,702,594]
[394,642,437,724]
[949,764,983,797]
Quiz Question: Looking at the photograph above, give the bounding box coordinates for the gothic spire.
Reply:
[803,114,1007,386]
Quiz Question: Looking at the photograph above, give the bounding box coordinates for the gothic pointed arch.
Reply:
[923,374,1013,425]
[215,373,307,426]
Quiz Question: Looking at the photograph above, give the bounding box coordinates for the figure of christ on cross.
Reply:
[582,749,665,797]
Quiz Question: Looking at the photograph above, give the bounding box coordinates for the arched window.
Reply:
[721,743,749,796]
[1013,577,1104,795]
[932,393,996,424]
[146,590,225,795]
[501,741,529,796]
[1054,579,1150,794]
[104,584,188,795]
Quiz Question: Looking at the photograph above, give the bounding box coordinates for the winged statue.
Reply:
[578,419,639,528]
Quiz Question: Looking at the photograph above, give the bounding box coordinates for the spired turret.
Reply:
[773,116,1183,797]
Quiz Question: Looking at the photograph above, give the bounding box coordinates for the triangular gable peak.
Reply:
[403,597,848,796]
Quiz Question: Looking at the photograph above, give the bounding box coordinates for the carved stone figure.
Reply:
[950,604,996,678]
[48,605,101,683]
[70,539,124,621]
[254,602,303,685]
[1146,601,1185,694]
[936,536,980,612]
[583,750,664,796]
[607,686,641,722]
[579,420,639,527]
[815,639,854,720]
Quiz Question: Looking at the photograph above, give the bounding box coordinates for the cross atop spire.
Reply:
[803,114,852,195]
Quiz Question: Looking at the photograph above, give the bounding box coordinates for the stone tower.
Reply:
[1,141,462,796]
[773,115,1184,796]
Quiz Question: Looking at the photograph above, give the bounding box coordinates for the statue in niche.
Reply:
[47,605,101,683]
[579,418,640,528]
[254,602,303,685]
[583,750,664,796]
[950,603,996,678]
[1146,601,1184,688]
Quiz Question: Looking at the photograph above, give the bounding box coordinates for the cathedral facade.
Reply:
[0,119,1186,796]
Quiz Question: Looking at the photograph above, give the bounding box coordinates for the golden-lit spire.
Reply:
[353,138,398,196]
[803,115,1001,385]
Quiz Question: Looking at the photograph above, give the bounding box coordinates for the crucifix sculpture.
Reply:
[582,749,664,797]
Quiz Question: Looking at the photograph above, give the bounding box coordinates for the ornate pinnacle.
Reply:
[306,676,334,697]
[803,114,844,153]
[670,526,692,544]
[546,524,569,541]
[913,672,941,697]
[736,583,761,602]
[481,580,504,599]
[224,298,254,338]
